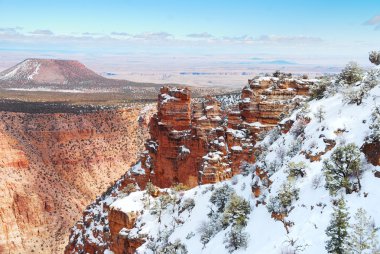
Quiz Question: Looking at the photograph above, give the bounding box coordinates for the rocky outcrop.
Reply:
[141,77,312,188]
[0,104,154,254]
[362,141,380,166]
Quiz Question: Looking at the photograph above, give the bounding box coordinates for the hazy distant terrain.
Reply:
[0,52,345,89]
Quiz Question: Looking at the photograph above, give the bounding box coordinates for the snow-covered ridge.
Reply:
[101,65,380,254]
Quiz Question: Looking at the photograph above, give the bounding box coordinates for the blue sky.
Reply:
[0,0,379,65]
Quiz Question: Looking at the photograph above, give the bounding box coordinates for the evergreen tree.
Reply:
[323,143,362,195]
[222,194,251,228]
[314,106,326,123]
[223,227,249,253]
[346,208,380,254]
[286,162,307,179]
[209,184,235,213]
[151,194,173,223]
[368,106,380,142]
[325,198,350,254]
[338,62,364,85]
[198,215,222,247]
[310,77,329,100]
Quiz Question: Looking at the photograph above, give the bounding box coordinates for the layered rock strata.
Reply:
[0,104,154,254]
[141,77,313,187]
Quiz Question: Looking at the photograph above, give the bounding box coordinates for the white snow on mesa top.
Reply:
[110,192,144,214]
[160,93,180,104]
[27,62,41,80]
[0,59,40,80]
[205,105,214,110]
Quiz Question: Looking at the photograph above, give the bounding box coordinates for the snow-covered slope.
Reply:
[69,65,380,254]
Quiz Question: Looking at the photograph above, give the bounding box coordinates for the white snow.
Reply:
[231,145,243,151]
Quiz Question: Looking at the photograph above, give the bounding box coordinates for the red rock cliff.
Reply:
[141,77,312,188]
[0,104,154,254]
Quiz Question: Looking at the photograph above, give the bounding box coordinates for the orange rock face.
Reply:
[362,141,380,166]
[141,79,311,188]
[0,104,154,254]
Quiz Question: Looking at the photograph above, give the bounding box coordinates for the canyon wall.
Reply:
[0,104,155,254]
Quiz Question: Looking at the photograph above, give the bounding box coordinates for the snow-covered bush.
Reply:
[151,194,175,222]
[290,118,308,137]
[198,216,222,247]
[210,184,235,213]
[323,143,362,195]
[286,138,303,157]
[367,106,380,142]
[179,198,195,214]
[239,161,254,176]
[337,61,364,85]
[221,194,251,228]
[267,181,300,215]
[310,77,330,100]
[286,162,307,179]
[343,86,368,105]
[369,50,380,65]
[223,227,249,253]
[159,239,188,254]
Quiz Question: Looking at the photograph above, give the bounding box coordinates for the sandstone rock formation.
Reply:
[142,77,312,188]
[0,104,155,253]
[65,76,314,254]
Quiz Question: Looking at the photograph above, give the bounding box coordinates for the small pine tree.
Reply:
[222,194,251,228]
[179,198,195,214]
[325,197,350,254]
[323,143,362,195]
[338,61,364,85]
[310,77,330,100]
[368,106,380,142]
[209,184,235,213]
[346,208,380,254]
[151,194,173,223]
[223,227,249,253]
[198,216,222,247]
[286,162,307,179]
[369,51,380,66]
[267,180,300,234]
[314,106,326,123]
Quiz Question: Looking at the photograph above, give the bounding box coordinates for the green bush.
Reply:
[338,62,363,85]
[323,143,362,195]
